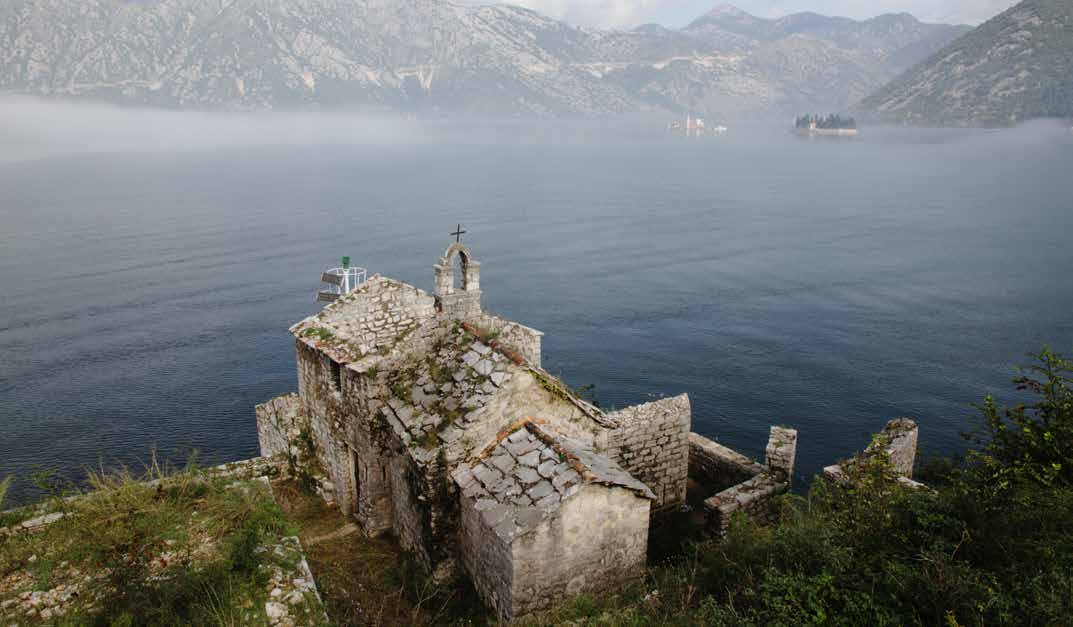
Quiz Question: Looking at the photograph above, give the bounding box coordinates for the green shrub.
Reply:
[538,348,1073,626]
[974,348,1073,487]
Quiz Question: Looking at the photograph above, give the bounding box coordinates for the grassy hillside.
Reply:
[858,0,1073,126]
[0,464,327,625]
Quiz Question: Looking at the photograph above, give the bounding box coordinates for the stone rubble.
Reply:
[258,536,326,627]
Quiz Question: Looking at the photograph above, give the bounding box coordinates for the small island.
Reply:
[794,113,859,137]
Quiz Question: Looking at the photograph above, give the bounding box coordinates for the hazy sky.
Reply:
[483,0,1019,29]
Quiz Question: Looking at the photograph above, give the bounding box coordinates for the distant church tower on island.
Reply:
[256,235,800,619]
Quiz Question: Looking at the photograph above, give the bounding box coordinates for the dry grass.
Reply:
[272,481,485,626]
[0,462,318,625]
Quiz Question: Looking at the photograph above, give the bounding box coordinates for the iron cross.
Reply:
[451,224,466,243]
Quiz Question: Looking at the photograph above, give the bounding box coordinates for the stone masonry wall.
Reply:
[704,474,787,537]
[295,343,353,513]
[823,418,925,489]
[765,426,798,482]
[386,447,434,570]
[295,276,438,362]
[255,394,303,459]
[255,393,336,505]
[689,433,765,492]
[472,312,544,368]
[867,418,918,478]
[604,395,691,509]
[295,338,411,537]
[458,490,514,619]
[510,485,649,619]
[699,427,798,537]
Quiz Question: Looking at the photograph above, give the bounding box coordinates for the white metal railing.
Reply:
[316,257,367,303]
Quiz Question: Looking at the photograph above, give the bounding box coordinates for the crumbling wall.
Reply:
[604,395,691,509]
[766,426,798,480]
[696,427,799,537]
[823,418,925,489]
[255,394,304,459]
[255,393,336,505]
[509,485,649,619]
[867,418,918,478]
[295,343,351,512]
[689,433,764,490]
[704,474,787,537]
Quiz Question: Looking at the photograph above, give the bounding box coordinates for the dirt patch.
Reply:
[271,481,486,626]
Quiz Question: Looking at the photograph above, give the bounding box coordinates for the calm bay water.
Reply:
[2,110,1072,504]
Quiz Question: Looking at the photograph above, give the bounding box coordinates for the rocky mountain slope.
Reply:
[858,0,1073,126]
[0,0,968,117]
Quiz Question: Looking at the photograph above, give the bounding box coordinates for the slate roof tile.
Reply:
[451,421,654,543]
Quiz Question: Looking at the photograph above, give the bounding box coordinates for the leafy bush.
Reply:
[536,348,1073,626]
[974,348,1073,487]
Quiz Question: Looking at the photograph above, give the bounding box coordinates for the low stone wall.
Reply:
[1,457,285,539]
[689,433,764,491]
[605,395,691,509]
[262,536,328,627]
[0,512,65,539]
[703,474,788,537]
[691,427,798,537]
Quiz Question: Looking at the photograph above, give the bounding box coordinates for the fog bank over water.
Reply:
[2,96,1068,163]
[0,97,426,164]
[1,98,1071,505]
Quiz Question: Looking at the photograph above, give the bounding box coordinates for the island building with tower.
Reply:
[255,238,812,619]
[668,113,728,137]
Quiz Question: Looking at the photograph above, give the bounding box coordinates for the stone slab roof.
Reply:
[451,422,654,542]
[380,324,518,461]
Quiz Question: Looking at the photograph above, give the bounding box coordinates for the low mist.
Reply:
[0,96,427,164]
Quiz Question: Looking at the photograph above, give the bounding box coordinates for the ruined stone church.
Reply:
[256,241,798,619]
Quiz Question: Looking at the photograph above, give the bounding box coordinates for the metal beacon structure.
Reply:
[316,256,367,304]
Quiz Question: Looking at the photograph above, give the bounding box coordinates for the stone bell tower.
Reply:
[433,241,481,319]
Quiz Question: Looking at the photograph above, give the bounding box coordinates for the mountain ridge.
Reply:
[0,1,970,117]
[857,0,1073,126]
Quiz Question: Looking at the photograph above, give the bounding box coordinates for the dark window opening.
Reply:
[330,359,342,393]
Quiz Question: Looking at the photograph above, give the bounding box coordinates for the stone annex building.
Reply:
[256,241,810,619]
